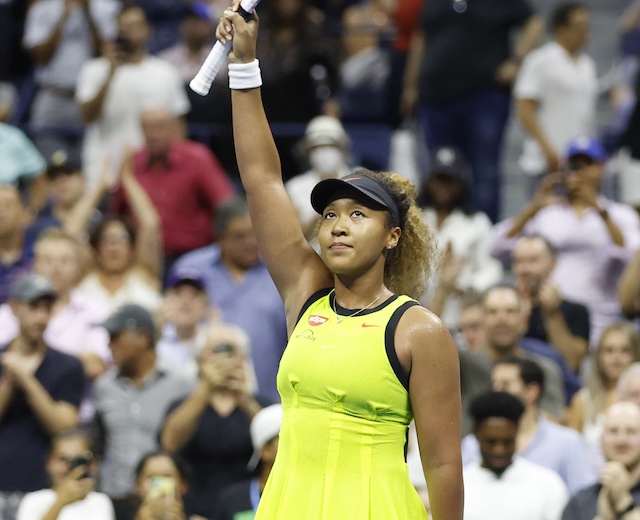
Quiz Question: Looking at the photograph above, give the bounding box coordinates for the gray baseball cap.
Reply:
[10,274,57,303]
[99,304,155,336]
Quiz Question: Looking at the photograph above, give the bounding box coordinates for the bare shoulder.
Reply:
[395,304,459,374]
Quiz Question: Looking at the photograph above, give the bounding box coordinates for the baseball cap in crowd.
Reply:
[311,172,401,227]
[248,404,284,471]
[10,274,57,303]
[46,149,81,179]
[428,147,471,182]
[304,116,350,150]
[99,304,156,337]
[565,136,607,163]
[165,268,207,291]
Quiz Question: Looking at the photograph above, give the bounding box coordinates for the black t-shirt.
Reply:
[527,300,591,345]
[164,396,271,518]
[419,0,534,102]
[0,346,85,492]
[213,479,254,520]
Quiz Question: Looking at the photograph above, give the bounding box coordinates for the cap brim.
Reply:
[247,449,261,471]
[24,290,57,303]
[310,178,388,216]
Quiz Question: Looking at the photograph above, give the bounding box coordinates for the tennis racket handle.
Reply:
[189,3,258,96]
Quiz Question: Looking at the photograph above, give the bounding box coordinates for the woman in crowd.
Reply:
[76,153,163,312]
[566,321,640,469]
[160,324,266,519]
[134,450,203,520]
[214,6,462,519]
[417,146,502,330]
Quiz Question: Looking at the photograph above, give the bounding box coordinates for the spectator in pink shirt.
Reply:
[109,106,235,271]
[490,136,640,346]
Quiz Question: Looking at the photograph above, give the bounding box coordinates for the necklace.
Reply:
[331,289,386,324]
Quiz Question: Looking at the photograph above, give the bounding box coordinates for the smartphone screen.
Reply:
[148,476,176,499]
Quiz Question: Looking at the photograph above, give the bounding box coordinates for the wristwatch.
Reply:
[616,500,636,518]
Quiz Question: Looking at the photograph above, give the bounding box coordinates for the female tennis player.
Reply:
[216,6,463,519]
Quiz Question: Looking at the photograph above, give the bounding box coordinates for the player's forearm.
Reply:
[231,89,282,193]
[542,312,588,371]
[160,383,210,453]
[424,462,464,520]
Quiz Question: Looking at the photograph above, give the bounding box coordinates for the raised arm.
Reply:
[219,7,331,317]
[119,150,163,281]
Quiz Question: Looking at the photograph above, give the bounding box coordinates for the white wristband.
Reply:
[228,59,262,90]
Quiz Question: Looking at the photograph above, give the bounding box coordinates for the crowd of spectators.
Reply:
[2,0,640,519]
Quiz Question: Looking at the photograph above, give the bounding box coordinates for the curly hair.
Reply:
[355,169,439,299]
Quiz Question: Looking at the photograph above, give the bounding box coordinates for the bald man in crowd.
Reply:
[109,106,235,271]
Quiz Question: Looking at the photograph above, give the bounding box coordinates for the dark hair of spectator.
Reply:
[469,391,525,427]
[459,291,483,312]
[51,427,94,453]
[213,197,250,237]
[88,216,137,252]
[551,2,586,31]
[134,450,191,486]
[495,356,546,397]
[417,175,475,216]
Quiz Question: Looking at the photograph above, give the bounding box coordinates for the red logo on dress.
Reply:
[361,323,380,328]
[308,315,329,326]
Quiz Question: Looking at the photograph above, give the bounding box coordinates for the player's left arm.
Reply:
[400,306,463,520]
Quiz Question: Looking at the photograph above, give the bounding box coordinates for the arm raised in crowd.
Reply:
[119,150,163,281]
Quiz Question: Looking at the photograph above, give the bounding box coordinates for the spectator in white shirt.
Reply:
[464,391,568,520]
[16,428,114,520]
[76,5,190,188]
[515,2,597,181]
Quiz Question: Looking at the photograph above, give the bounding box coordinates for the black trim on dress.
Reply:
[384,300,419,391]
[295,287,333,325]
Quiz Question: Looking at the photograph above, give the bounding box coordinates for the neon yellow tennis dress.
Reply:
[255,288,428,519]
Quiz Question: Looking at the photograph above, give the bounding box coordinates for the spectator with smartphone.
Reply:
[490,136,640,346]
[160,324,269,519]
[16,428,115,520]
[75,4,190,188]
[133,451,203,520]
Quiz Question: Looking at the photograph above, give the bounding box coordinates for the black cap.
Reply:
[428,147,471,182]
[10,274,57,303]
[47,149,81,178]
[310,173,401,227]
[99,304,155,336]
